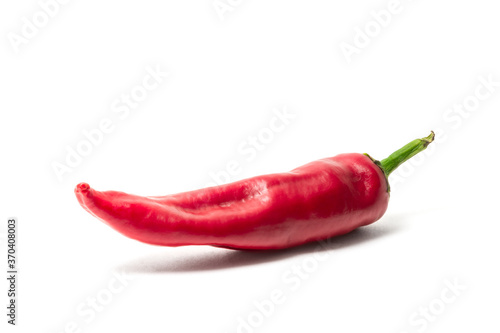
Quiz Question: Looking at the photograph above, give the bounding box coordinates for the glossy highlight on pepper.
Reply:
[75,132,435,250]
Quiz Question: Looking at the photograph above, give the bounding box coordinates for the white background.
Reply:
[1,0,499,332]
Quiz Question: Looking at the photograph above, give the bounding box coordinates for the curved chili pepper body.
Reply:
[75,153,388,250]
[75,132,434,250]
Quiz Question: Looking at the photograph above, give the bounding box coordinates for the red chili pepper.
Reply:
[75,132,434,250]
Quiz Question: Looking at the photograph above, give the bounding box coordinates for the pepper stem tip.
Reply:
[378,131,435,177]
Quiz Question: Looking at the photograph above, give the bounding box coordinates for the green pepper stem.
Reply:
[377,131,435,176]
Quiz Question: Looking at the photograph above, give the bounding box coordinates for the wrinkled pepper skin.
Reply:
[75,153,389,250]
